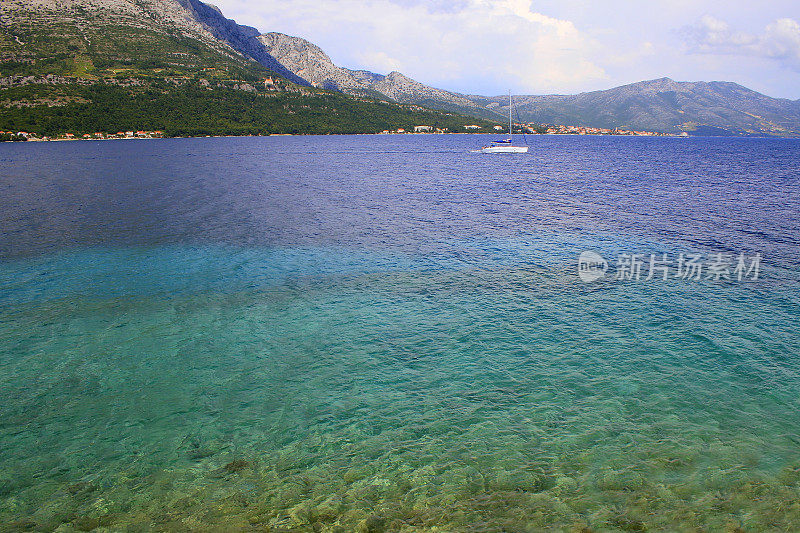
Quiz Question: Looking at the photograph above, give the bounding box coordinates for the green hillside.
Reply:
[0,80,498,137]
[0,9,257,80]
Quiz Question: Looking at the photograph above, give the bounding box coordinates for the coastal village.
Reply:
[383,123,675,136]
[0,116,676,141]
[3,122,674,141]
[0,130,165,141]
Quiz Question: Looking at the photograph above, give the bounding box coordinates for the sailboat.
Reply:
[478,91,528,153]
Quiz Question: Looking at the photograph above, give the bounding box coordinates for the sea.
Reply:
[1,134,799,531]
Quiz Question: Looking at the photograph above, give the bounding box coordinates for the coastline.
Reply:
[3,130,689,143]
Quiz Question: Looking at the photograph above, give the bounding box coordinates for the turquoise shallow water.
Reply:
[1,135,800,531]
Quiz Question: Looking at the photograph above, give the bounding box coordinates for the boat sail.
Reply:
[478,91,528,153]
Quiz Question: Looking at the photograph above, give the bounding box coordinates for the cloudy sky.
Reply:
[210,0,800,98]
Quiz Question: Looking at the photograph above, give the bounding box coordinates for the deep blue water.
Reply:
[1,134,799,531]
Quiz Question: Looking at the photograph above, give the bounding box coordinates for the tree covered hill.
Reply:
[0,79,499,137]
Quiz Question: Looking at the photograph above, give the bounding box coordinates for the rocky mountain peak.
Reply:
[256,32,345,89]
[252,32,500,118]
[258,33,331,61]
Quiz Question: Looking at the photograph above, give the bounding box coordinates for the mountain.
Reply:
[3,0,798,137]
[255,33,502,121]
[470,78,800,136]
[0,0,319,85]
[0,0,498,136]
[245,31,800,136]
[0,0,293,84]
[255,33,381,94]
[173,0,308,85]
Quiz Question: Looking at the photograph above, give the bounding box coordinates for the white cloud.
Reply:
[211,0,608,94]
[358,51,403,73]
[763,18,800,69]
[605,41,656,68]
[680,15,800,70]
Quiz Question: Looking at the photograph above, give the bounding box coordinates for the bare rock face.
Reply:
[256,33,369,91]
[174,0,308,84]
[255,32,497,118]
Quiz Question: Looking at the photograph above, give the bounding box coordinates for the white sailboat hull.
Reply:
[480,145,528,153]
[475,91,529,153]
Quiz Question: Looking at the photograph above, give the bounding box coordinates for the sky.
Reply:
[209,0,800,99]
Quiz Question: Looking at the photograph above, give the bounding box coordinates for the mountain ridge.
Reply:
[2,0,799,136]
[173,0,308,85]
[254,32,501,120]
[472,77,800,136]
[0,0,501,136]
[248,30,800,136]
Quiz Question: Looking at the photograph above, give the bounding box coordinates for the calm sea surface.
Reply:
[1,134,799,531]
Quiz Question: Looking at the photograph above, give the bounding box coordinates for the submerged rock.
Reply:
[358,514,387,533]
[343,465,374,484]
[442,466,484,494]
[289,501,313,525]
[66,481,98,496]
[553,475,578,494]
[596,469,645,492]
[276,481,308,504]
[608,513,648,532]
[223,459,251,474]
[72,516,100,531]
[490,469,548,493]
[313,493,343,521]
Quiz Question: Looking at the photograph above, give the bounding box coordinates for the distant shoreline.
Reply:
[5,131,798,143]
[4,131,693,143]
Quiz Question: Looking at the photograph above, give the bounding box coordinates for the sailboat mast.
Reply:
[508,90,512,137]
